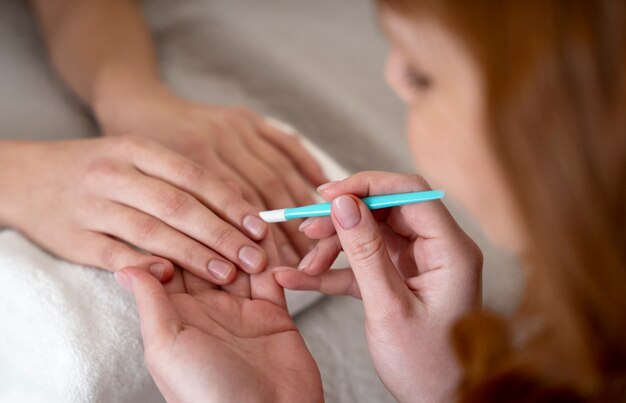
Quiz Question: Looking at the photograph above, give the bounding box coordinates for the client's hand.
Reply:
[274,172,482,403]
[115,265,322,403]
[97,87,327,265]
[0,138,271,283]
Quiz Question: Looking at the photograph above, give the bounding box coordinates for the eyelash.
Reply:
[404,67,433,91]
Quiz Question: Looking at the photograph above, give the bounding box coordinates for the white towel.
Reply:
[0,122,350,403]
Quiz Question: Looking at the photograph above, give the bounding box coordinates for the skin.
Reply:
[0,137,272,283]
[28,0,325,267]
[119,8,527,403]
[116,259,323,402]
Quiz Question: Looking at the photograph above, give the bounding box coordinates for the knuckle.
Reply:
[176,161,205,185]
[160,190,189,218]
[99,242,120,269]
[209,226,236,250]
[117,135,145,151]
[347,232,386,264]
[182,245,198,267]
[134,215,161,241]
[87,159,120,179]
[259,175,285,193]
[407,173,430,189]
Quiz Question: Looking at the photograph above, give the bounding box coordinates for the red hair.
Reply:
[377,1,626,400]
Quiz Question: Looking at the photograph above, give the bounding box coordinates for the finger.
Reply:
[331,195,413,316]
[239,123,315,207]
[221,270,251,299]
[116,267,181,348]
[163,268,187,294]
[273,268,360,298]
[298,217,336,239]
[123,137,270,241]
[297,235,342,275]
[258,117,328,186]
[250,236,287,308]
[319,172,459,239]
[181,269,221,296]
[104,170,269,274]
[217,135,314,255]
[214,159,267,209]
[90,202,239,285]
[272,226,301,267]
[60,230,174,282]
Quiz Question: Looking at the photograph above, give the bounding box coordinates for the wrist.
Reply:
[92,66,172,136]
[0,141,35,228]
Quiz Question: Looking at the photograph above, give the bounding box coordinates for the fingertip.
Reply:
[148,261,175,283]
[114,269,133,292]
[316,181,339,195]
[208,259,237,284]
[243,214,270,241]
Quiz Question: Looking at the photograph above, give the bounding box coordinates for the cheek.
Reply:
[406,106,472,194]
[407,108,524,251]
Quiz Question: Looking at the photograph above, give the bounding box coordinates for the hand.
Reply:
[273,172,482,403]
[0,137,271,283]
[96,86,327,265]
[115,264,323,403]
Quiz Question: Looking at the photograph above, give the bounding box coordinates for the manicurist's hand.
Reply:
[0,137,271,283]
[115,262,322,403]
[274,172,483,403]
[97,87,327,265]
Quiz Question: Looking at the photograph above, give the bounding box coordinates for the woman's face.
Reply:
[381,9,524,251]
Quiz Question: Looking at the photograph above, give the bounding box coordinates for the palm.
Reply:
[131,266,322,403]
[163,288,321,402]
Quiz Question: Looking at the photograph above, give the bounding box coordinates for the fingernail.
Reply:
[298,247,317,270]
[114,271,132,292]
[317,181,337,193]
[149,262,166,280]
[243,214,268,239]
[208,260,233,280]
[280,244,300,265]
[273,266,296,273]
[333,196,361,229]
[298,218,315,232]
[238,246,265,272]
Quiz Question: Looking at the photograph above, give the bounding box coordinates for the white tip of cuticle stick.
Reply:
[259,209,287,223]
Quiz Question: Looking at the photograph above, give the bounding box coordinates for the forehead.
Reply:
[379,9,471,73]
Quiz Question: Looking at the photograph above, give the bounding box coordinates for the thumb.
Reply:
[331,195,412,316]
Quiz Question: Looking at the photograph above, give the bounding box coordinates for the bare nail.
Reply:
[317,181,337,193]
[208,260,233,280]
[243,215,268,239]
[298,247,317,270]
[332,196,361,230]
[149,263,166,280]
[272,266,296,273]
[239,246,265,272]
[298,218,315,232]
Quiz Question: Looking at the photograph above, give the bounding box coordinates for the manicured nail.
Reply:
[280,244,300,265]
[114,271,132,292]
[298,247,317,270]
[239,246,265,272]
[243,214,268,239]
[317,181,337,193]
[149,262,166,280]
[332,196,361,229]
[298,218,315,232]
[208,260,233,280]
